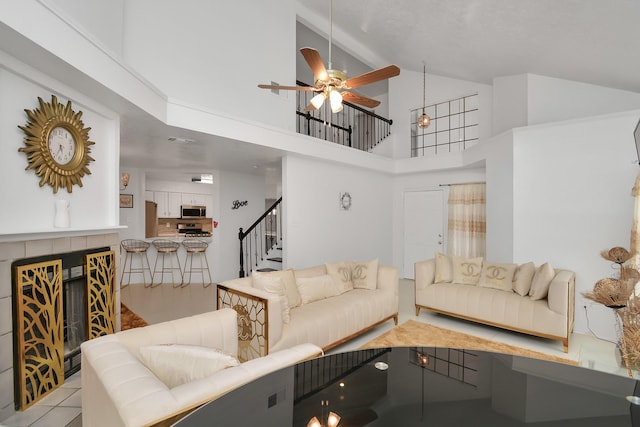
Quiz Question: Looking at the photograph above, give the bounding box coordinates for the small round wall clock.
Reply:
[18,95,94,193]
[340,191,352,210]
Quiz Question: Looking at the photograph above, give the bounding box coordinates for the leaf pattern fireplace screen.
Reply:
[13,249,115,410]
[14,260,64,410]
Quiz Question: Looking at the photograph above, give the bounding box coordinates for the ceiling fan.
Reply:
[258,0,400,113]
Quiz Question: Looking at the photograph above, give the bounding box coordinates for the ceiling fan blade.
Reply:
[300,47,329,81]
[342,92,381,108]
[258,84,315,91]
[345,65,401,89]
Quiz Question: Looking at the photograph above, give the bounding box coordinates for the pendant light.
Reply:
[417,63,431,128]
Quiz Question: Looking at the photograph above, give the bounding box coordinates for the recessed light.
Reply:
[374,361,389,371]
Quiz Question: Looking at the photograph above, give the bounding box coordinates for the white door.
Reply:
[403,190,445,279]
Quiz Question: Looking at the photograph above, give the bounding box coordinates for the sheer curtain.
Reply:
[447,183,486,257]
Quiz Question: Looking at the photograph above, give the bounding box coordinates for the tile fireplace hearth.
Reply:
[0,232,120,422]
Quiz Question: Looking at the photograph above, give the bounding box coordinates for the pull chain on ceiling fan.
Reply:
[258,0,400,113]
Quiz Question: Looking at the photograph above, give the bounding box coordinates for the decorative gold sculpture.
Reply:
[18,95,94,193]
[14,260,64,410]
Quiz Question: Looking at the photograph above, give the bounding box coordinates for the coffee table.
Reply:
[175,347,640,426]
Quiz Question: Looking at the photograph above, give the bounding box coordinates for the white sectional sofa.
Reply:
[217,260,399,360]
[81,308,321,427]
[414,255,575,352]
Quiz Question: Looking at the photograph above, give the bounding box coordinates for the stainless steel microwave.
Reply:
[181,205,206,218]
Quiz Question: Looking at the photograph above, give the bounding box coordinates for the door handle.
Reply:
[438,241,442,245]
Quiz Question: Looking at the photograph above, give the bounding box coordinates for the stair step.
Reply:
[267,257,282,263]
[256,267,278,272]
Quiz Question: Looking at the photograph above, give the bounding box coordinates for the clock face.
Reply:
[48,126,76,165]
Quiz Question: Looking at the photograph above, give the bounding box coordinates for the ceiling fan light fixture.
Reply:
[310,92,327,110]
[329,89,343,113]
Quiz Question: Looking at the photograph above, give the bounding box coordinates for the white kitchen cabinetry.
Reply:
[154,191,182,217]
[182,193,213,215]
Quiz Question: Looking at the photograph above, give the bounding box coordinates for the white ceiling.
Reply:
[298,0,640,92]
[5,1,640,181]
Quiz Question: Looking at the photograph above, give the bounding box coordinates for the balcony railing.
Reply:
[295,81,393,152]
[411,93,479,157]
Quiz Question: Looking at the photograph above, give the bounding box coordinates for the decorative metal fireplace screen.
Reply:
[12,248,115,410]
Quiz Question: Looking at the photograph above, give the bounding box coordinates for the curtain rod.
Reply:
[439,181,486,187]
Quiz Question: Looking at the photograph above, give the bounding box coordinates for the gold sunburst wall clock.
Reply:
[18,95,95,193]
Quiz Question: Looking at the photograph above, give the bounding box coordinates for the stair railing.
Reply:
[295,81,393,152]
[238,197,282,278]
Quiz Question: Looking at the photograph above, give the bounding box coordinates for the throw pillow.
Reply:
[478,262,517,292]
[513,262,536,296]
[350,259,379,290]
[434,252,453,283]
[325,262,354,294]
[251,271,291,323]
[297,275,340,304]
[139,344,240,389]
[252,269,301,308]
[529,262,555,300]
[451,256,483,285]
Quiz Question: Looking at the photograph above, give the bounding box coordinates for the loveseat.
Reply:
[217,260,399,360]
[81,308,321,427]
[414,254,575,352]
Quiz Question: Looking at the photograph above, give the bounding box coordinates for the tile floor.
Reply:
[0,279,625,426]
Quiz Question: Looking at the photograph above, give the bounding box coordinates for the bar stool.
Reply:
[120,239,153,288]
[181,238,213,288]
[151,239,183,287]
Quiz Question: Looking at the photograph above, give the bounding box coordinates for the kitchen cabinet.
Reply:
[182,193,213,215]
[154,191,181,217]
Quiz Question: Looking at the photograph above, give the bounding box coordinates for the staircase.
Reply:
[238,197,282,277]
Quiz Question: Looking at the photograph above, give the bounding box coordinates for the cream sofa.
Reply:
[81,308,321,427]
[414,256,575,352]
[217,261,399,359]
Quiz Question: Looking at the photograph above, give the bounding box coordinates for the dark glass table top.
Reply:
[175,347,640,426]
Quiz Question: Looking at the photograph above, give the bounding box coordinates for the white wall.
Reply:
[492,74,528,135]
[216,170,267,281]
[512,110,640,339]
[283,154,393,268]
[0,57,120,237]
[527,74,640,126]
[122,0,296,132]
[118,167,146,241]
[389,69,494,159]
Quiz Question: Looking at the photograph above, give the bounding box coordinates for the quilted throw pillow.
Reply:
[251,271,292,323]
[478,262,517,292]
[434,252,453,283]
[325,262,354,294]
[139,344,240,389]
[529,262,555,300]
[451,256,483,285]
[513,262,536,296]
[297,274,340,304]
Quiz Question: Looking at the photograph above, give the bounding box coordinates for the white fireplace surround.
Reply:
[0,232,121,421]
